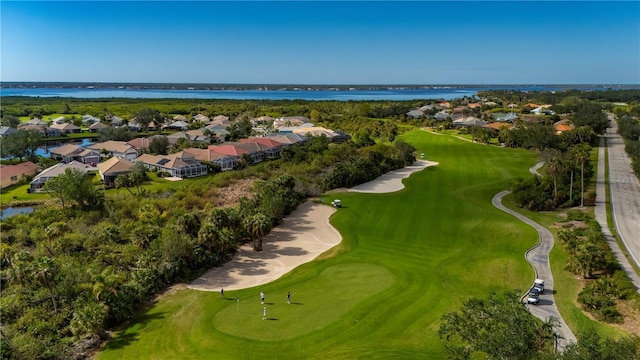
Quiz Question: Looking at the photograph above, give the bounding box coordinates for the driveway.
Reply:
[493,191,577,349]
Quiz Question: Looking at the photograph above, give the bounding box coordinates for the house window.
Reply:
[11,176,18,181]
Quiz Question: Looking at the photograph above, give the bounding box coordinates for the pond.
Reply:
[0,206,34,220]
[36,138,94,158]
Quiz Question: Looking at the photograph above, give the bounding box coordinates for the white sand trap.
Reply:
[349,160,439,193]
[189,159,437,291]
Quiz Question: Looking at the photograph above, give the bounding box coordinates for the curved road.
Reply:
[601,115,640,278]
[492,191,576,349]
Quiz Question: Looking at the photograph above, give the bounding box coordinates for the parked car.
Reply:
[533,278,545,293]
[527,291,540,305]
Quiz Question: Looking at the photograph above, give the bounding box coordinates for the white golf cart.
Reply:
[331,199,342,208]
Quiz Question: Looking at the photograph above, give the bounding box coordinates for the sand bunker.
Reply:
[189,159,437,291]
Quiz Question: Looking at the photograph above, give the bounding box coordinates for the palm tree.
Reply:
[246,213,271,251]
[31,256,59,313]
[574,144,591,207]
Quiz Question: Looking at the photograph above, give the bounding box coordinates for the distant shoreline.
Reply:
[2,82,636,92]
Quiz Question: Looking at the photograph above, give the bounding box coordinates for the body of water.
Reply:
[0,138,94,160]
[0,85,618,101]
[35,138,94,158]
[0,207,34,220]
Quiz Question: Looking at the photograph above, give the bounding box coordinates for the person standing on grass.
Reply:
[260,292,265,304]
[220,288,224,298]
[263,307,267,320]
[287,291,291,304]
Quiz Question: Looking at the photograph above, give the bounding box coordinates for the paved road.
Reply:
[493,191,577,349]
[603,115,640,273]
[595,134,640,289]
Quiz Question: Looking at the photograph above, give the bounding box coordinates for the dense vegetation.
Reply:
[440,291,639,359]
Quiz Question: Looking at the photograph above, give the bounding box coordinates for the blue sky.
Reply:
[2,1,639,84]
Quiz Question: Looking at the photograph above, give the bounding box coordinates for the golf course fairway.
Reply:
[98,130,541,359]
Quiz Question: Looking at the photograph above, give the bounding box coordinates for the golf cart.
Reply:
[331,199,342,208]
[527,289,540,305]
[533,278,545,293]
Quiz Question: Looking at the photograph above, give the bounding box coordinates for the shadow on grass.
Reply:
[290,302,304,305]
[265,318,279,321]
[103,312,167,351]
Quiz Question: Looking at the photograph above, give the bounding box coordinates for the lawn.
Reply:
[96,130,559,359]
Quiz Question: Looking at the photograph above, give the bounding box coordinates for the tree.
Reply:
[439,291,558,359]
[543,149,565,199]
[0,115,20,128]
[227,118,253,141]
[0,129,43,161]
[245,213,271,251]
[43,168,104,210]
[31,256,60,313]
[134,108,161,130]
[560,328,639,360]
[149,136,169,155]
[571,144,591,207]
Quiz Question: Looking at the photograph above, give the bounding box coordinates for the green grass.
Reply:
[500,196,627,340]
[18,113,78,122]
[95,130,613,359]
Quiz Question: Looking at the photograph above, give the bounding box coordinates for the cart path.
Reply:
[492,191,577,349]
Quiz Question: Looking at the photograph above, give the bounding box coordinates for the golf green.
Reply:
[98,130,540,359]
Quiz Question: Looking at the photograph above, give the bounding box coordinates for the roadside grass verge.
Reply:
[500,195,627,340]
[95,129,619,359]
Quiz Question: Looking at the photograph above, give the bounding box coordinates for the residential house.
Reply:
[250,116,274,126]
[89,122,110,133]
[50,122,82,134]
[507,103,518,109]
[554,120,575,135]
[483,122,513,132]
[0,161,37,189]
[434,111,450,121]
[240,137,284,159]
[127,137,154,154]
[82,114,101,125]
[163,121,189,131]
[0,126,18,137]
[75,148,101,165]
[292,126,339,139]
[50,116,67,125]
[208,143,251,159]
[24,118,48,126]
[467,103,483,109]
[30,161,91,192]
[438,101,451,109]
[97,156,135,186]
[173,115,188,122]
[231,142,266,163]
[193,114,211,124]
[452,117,487,128]
[406,109,425,119]
[107,115,123,126]
[273,116,309,129]
[135,150,207,178]
[495,112,518,122]
[187,148,239,171]
[211,115,231,126]
[167,129,211,145]
[49,144,83,163]
[19,124,61,137]
[265,133,307,145]
[88,140,138,160]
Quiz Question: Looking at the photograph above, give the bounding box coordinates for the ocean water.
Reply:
[0,85,614,101]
